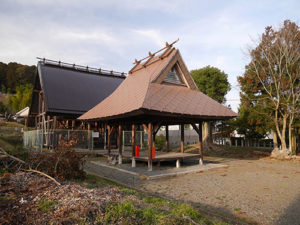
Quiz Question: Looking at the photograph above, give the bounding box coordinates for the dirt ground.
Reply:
[140,157,300,225]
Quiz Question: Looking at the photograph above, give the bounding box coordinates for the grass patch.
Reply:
[81,174,228,225]
[120,187,137,195]
[37,199,58,213]
[142,196,167,207]
[0,196,17,201]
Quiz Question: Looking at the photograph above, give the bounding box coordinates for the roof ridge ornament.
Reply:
[132,39,179,65]
[129,39,179,74]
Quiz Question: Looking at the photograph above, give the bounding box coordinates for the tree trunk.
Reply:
[297,133,300,154]
[272,130,278,150]
[202,122,212,150]
[272,116,291,158]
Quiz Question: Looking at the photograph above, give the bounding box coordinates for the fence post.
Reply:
[122,131,125,150]
[40,129,43,152]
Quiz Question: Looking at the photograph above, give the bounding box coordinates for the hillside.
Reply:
[0,62,36,93]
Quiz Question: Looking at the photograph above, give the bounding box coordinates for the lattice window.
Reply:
[163,66,185,85]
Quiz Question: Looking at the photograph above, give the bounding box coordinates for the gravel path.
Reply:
[141,157,300,225]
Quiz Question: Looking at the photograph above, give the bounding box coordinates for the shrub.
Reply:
[28,137,85,181]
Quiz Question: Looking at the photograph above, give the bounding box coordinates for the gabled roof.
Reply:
[79,47,238,121]
[30,61,125,116]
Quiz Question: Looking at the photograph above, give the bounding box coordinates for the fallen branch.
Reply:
[26,169,61,186]
[0,147,26,164]
[0,147,61,186]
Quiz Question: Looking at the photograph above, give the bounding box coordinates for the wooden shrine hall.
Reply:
[79,40,237,171]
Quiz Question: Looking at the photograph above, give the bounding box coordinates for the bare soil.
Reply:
[141,156,300,225]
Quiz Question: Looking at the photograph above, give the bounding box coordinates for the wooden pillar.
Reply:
[24,118,27,129]
[87,122,92,150]
[107,125,111,158]
[180,124,184,153]
[72,120,75,130]
[118,124,122,164]
[199,121,203,165]
[132,124,136,167]
[148,122,153,171]
[165,125,169,152]
[53,116,57,130]
[103,123,107,150]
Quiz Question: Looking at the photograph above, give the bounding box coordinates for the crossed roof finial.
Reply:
[133,39,179,65]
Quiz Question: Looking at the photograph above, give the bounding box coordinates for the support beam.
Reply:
[103,123,106,150]
[118,124,123,164]
[72,120,75,130]
[53,116,57,130]
[87,123,92,150]
[180,124,184,153]
[198,121,203,165]
[132,124,136,168]
[147,122,153,171]
[165,125,169,152]
[107,125,111,160]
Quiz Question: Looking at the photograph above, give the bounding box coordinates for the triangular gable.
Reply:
[162,64,186,86]
[152,50,198,90]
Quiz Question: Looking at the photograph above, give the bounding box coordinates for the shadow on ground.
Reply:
[144,188,258,225]
[85,159,257,225]
[276,195,300,225]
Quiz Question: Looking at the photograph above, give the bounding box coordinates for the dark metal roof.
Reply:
[37,62,125,116]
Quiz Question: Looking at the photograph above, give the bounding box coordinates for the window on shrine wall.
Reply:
[162,65,186,86]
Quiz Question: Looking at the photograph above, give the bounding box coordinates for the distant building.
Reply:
[25,59,126,149]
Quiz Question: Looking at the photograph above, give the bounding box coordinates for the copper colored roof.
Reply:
[79,47,238,121]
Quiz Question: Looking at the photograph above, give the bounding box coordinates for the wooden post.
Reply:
[103,123,106,150]
[165,125,169,152]
[180,124,184,153]
[199,121,203,165]
[87,122,91,150]
[72,120,75,130]
[53,116,57,130]
[148,122,153,171]
[118,124,122,164]
[132,124,136,167]
[107,125,111,159]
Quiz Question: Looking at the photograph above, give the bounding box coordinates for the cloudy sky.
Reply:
[0,0,299,112]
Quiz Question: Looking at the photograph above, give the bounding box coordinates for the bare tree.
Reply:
[247,20,300,156]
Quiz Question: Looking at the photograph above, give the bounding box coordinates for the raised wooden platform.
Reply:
[74,148,200,163]
[122,151,200,162]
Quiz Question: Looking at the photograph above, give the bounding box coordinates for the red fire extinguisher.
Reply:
[152,146,155,159]
[135,145,140,157]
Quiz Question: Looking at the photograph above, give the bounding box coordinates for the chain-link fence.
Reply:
[23,129,148,151]
[23,129,93,151]
[122,131,148,150]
